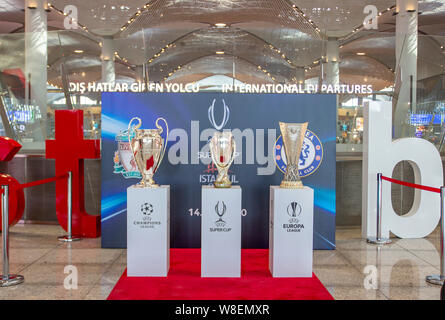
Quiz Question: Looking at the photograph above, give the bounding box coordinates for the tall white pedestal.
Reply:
[201,186,242,277]
[269,186,314,277]
[127,185,170,277]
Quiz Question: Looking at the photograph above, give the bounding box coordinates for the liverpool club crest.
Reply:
[113,129,142,179]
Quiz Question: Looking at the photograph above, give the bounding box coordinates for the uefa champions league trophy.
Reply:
[279,121,308,189]
[209,131,236,188]
[128,117,169,188]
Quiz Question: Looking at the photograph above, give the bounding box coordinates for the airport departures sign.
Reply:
[69,81,374,94]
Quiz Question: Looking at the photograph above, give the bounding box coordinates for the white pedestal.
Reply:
[201,186,241,277]
[127,185,170,277]
[269,186,314,277]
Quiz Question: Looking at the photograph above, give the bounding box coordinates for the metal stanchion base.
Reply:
[0,274,24,287]
[426,275,445,286]
[366,237,392,245]
[58,235,81,242]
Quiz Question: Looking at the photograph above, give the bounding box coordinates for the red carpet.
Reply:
[108,249,333,300]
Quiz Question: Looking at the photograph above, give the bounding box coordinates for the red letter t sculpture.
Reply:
[46,110,101,237]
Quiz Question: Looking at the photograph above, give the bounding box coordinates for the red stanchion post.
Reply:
[367,173,391,245]
[0,185,24,287]
[426,186,445,286]
[58,172,80,242]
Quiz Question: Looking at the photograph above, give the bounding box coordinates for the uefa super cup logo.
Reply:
[214,201,227,227]
[208,98,230,130]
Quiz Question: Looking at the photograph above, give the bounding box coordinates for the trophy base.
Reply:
[280,180,304,189]
[213,181,232,188]
[214,180,232,188]
[134,179,159,188]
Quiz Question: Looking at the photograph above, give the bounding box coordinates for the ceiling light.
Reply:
[215,51,225,55]
[356,52,366,56]
[74,50,84,54]
[214,23,227,28]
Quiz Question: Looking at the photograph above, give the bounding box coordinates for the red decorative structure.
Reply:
[0,137,25,230]
[46,110,101,238]
[0,137,22,161]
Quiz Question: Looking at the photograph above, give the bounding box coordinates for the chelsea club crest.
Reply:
[274,129,323,178]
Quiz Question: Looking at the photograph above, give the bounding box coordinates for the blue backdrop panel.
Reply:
[101,92,336,249]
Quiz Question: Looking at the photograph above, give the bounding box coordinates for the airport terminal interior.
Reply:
[0,0,445,300]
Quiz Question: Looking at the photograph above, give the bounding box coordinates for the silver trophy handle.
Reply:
[210,135,218,168]
[127,117,142,155]
[227,133,236,168]
[155,117,169,171]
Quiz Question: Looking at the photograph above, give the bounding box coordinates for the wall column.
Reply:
[134,65,144,82]
[394,0,418,138]
[25,0,48,141]
[324,38,340,86]
[295,67,305,85]
[101,36,115,84]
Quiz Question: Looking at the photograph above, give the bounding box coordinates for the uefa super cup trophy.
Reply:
[128,117,169,188]
[279,122,308,189]
[209,131,236,188]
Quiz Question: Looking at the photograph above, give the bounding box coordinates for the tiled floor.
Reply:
[0,224,443,300]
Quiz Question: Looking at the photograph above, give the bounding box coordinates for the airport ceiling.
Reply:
[0,0,445,90]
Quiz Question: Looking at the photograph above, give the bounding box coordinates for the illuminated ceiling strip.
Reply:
[118,0,162,32]
[119,0,321,38]
[340,5,396,42]
[144,27,302,70]
[283,0,322,36]
[47,3,91,35]
[162,53,277,83]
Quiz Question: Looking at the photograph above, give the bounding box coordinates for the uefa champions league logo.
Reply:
[141,202,153,216]
[274,129,323,178]
[134,202,161,228]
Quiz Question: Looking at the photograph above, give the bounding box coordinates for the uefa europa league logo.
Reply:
[287,201,302,223]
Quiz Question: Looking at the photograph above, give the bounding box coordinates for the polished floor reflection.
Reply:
[0,224,442,300]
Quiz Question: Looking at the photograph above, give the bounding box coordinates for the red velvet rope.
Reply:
[381,175,441,194]
[1,173,69,193]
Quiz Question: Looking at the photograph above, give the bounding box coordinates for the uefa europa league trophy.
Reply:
[209,131,236,188]
[128,117,169,188]
[279,121,308,189]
